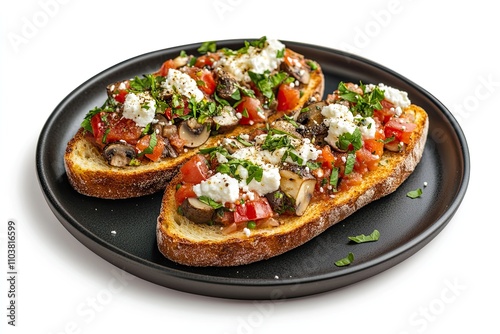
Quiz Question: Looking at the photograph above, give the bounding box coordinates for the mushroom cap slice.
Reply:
[102,142,137,167]
[180,197,215,224]
[212,106,239,134]
[178,119,211,148]
[279,169,316,216]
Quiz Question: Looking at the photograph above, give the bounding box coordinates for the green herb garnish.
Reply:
[198,196,224,209]
[337,81,384,117]
[348,230,380,243]
[198,41,216,54]
[335,252,354,267]
[407,188,423,199]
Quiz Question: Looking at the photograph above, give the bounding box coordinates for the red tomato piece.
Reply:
[233,197,273,223]
[90,112,142,145]
[194,53,220,68]
[175,183,197,206]
[373,99,396,124]
[114,90,128,104]
[235,96,266,125]
[179,154,210,184]
[317,145,335,169]
[277,83,300,112]
[136,134,165,162]
[384,118,417,144]
[155,59,175,77]
[363,129,385,158]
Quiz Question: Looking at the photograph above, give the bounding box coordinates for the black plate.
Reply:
[36,39,470,300]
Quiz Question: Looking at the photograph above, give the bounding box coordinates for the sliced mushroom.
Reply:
[212,106,239,133]
[296,101,328,145]
[102,142,137,167]
[178,118,211,148]
[280,50,311,84]
[180,197,215,224]
[265,190,294,215]
[214,68,239,101]
[279,169,316,216]
[272,120,302,139]
[161,137,178,158]
[152,114,169,137]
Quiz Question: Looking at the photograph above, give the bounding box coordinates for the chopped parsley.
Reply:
[406,188,423,199]
[198,41,217,54]
[337,81,385,117]
[334,252,354,267]
[348,229,380,243]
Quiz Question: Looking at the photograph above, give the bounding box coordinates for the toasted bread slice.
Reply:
[156,104,428,267]
[64,62,324,199]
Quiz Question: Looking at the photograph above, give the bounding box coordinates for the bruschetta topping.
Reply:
[80,37,319,167]
[175,81,419,234]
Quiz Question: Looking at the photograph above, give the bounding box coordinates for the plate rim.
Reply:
[36,39,470,299]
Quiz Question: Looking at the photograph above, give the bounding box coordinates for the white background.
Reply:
[1,0,496,333]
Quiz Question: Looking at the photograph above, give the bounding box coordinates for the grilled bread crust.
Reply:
[64,65,324,199]
[156,104,428,267]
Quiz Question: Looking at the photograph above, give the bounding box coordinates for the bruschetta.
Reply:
[156,81,429,266]
[64,37,324,199]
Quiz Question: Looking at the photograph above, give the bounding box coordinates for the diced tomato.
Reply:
[235,96,266,125]
[317,145,335,170]
[233,197,273,223]
[90,112,108,144]
[186,67,216,95]
[90,112,142,145]
[384,118,417,145]
[175,183,197,206]
[136,134,165,162]
[155,59,175,77]
[277,83,300,112]
[194,53,220,68]
[363,129,385,158]
[179,154,210,184]
[373,99,396,124]
[107,119,143,144]
[114,90,128,104]
[355,148,379,173]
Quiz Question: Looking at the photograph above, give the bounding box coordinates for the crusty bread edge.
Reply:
[156,104,429,267]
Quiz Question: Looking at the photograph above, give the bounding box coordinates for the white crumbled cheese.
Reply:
[215,152,228,164]
[232,146,265,165]
[122,92,156,127]
[294,138,322,164]
[161,68,204,102]
[216,38,285,82]
[193,173,240,204]
[254,134,321,166]
[321,103,357,149]
[236,164,280,196]
[355,115,376,139]
[243,228,251,237]
[366,83,410,115]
